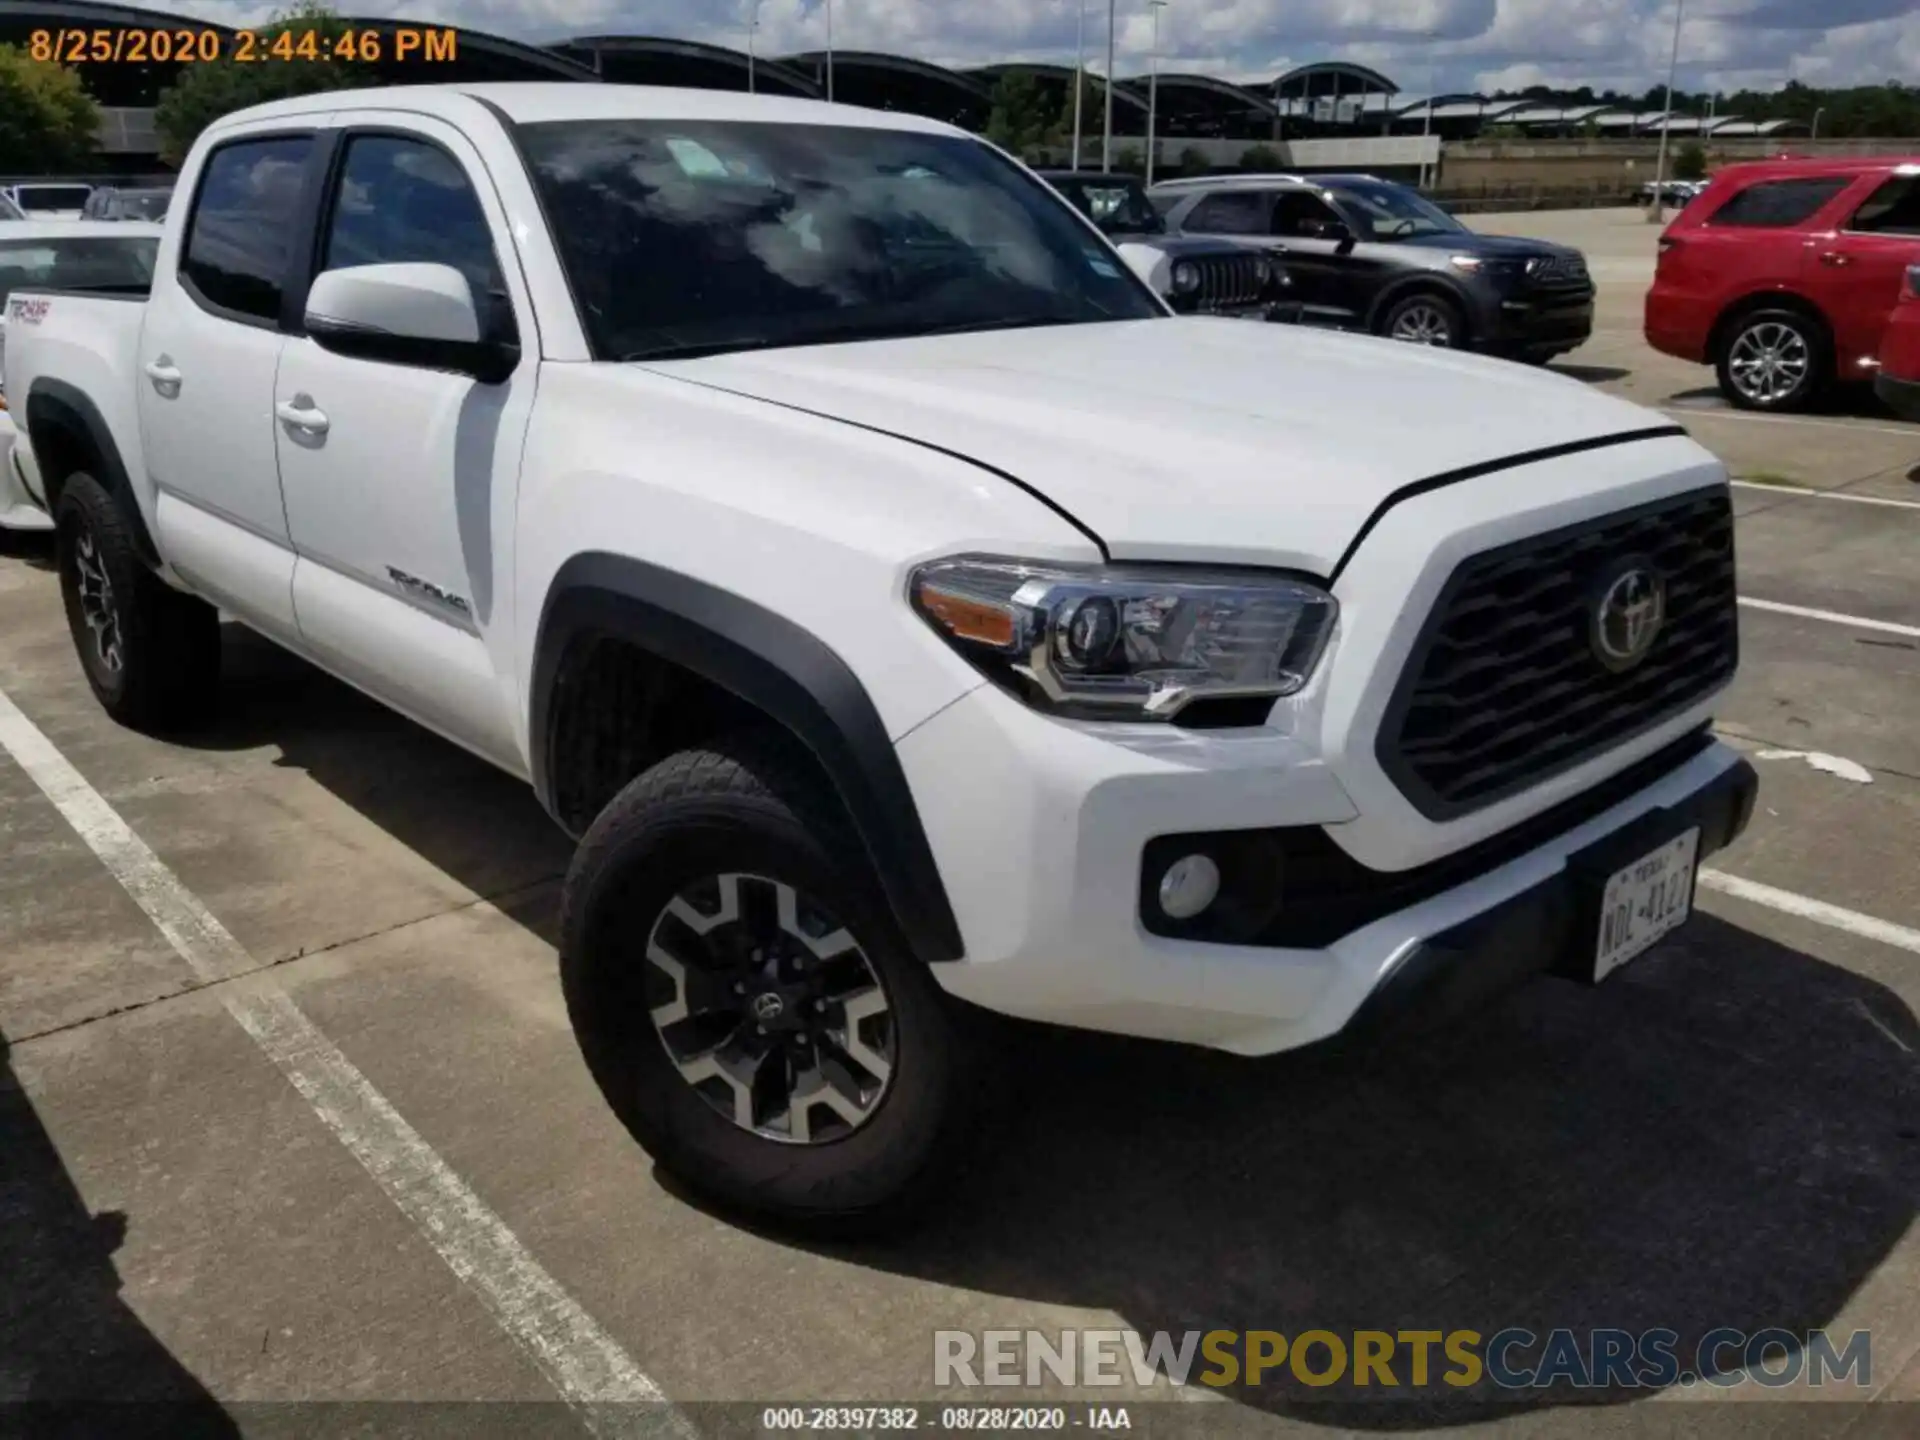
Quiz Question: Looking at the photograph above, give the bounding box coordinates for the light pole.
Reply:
[1102,0,1116,172]
[825,0,834,102]
[1646,0,1684,223]
[1811,106,1825,140]
[746,0,759,94]
[1146,1,1167,185]
[1420,51,1435,190]
[1072,1,1086,169]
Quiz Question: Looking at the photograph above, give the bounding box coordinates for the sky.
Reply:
[163,1,1920,96]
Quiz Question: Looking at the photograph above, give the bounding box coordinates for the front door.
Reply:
[1815,172,1920,377]
[1267,190,1365,328]
[275,117,537,769]
[136,128,316,639]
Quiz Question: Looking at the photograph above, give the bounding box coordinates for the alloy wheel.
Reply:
[644,873,895,1144]
[72,526,124,673]
[1726,321,1810,407]
[1390,303,1453,346]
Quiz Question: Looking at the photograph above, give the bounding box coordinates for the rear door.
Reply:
[274,115,536,768]
[1814,169,1920,377]
[136,124,322,640]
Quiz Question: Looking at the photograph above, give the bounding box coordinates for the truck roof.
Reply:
[211,82,969,139]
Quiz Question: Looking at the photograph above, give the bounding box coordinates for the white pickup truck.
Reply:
[6,83,1757,1232]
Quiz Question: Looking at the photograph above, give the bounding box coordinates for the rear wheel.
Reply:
[54,473,220,732]
[1380,292,1466,349]
[559,733,986,1235]
[1715,308,1828,412]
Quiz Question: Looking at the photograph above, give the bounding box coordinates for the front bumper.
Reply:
[1486,291,1595,353]
[0,414,53,533]
[1874,371,1920,422]
[899,681,1755,1056]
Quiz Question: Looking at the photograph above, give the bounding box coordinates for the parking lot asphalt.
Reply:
[2,208,1917,1437]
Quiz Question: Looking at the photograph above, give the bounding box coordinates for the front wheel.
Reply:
[1716,309,1828,412]
[559,734,987,1235]
[1380,292,1466,349]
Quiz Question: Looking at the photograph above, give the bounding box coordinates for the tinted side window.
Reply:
[320,134,508,325]
[1707,176,1854,229]
[181,136,312,321]
[1272,191,1341,238]
[1186,192,1269,235]
[1849,176,1920,236]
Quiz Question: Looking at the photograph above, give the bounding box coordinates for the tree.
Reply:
[1112,145,1143,175]
[1177,146,1211,177]
[984,71,1059,160]
[1672,140,1707,181]
[0,44,101,171]
[1239,143,1283,171]
[154,3,369,164]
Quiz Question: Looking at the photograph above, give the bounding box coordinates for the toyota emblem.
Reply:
[1591,563,1666,672]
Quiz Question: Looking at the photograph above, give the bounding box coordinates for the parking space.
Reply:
[3,206,1919,1435]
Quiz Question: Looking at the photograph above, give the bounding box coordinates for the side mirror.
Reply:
[304,262,518,384]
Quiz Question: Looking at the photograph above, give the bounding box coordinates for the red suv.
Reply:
[1645,157,1920,412]
[1875,263,1920,420]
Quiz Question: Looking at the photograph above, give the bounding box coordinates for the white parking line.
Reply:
[1665,404,1920,441]
[0,685,689,1440]
[1738,596,1920,640]
[1699,869,1920,956]
[1731,479,1920,511]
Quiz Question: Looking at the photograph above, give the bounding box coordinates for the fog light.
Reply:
[1157,853,1220,920]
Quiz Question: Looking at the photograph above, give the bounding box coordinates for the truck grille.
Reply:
[1378,487,1737,819]
[1193,253,1267,311]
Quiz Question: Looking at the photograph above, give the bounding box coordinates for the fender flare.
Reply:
[23,378,160,566]
[529,553,966,964]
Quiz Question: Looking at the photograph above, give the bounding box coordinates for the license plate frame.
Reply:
[1593,827,1701,983]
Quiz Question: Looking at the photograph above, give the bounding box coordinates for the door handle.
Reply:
[1818,252,1854,267]
[275,396,330,434]
[143,358,182,392]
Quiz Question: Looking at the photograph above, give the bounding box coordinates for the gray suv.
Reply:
[1037,171,1297,321]
[1152,173,1594,363]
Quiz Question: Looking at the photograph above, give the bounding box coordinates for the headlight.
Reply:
[910,556,1337,721]
[1447,254,1485,273]
[1171,260,1202,295]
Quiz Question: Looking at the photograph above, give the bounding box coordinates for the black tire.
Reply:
[559,732,987,1235]
[54,473,221,733]
[1378,291,1466,349]
[1714,307,1829,413]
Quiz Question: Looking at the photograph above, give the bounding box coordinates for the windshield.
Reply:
[16,186,95,213]
[1056,178,1165,235]
[1325,180,1466,241]
[0,236,158,306]
[518,120,1163,362]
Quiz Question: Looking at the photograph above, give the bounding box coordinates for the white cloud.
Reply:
[158,0,1920,92]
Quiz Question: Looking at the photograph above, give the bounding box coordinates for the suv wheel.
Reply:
[1381,293,1464,348]
[54,473,221,732]
[1717,309,1826,412]
[559,734,985,1234]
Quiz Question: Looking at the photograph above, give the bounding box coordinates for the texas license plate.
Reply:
[1594,828,1700,982]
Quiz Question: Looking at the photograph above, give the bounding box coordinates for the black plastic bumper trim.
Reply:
[1343,753,1758,1041]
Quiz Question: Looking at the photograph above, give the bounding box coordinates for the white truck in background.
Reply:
[4,83,1756,1234]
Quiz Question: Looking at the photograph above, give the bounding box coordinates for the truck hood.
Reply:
[650,317,1670,575]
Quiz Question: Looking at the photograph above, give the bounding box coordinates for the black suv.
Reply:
[1152,174,1594,362]
[1037,170,1297,321]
